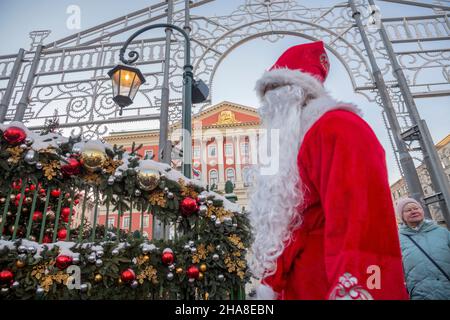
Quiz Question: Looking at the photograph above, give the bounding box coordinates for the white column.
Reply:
[217,135,225,189]
[201,138,208,186]
[234,134,243,187]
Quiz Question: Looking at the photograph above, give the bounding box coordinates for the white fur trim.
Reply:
[255,68,326,101]
[299,96,363,140]
[255,284,278,300]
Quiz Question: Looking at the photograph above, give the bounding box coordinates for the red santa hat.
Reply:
[255,41,330,99]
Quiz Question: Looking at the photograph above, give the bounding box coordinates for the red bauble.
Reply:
[32,211,43,222]
[3,126,26,145]
[42,235,52,243]
[61,158,81,176]
[0,269,14,285]
[161,248,174,265]
[120,269,136,283]
[60,208,71,223]
[61,207,71,217]
[55,255,73,270]
[29,184,36,191]
[74,199,80,205]
[186,265,200,279]
[180,197,199,217]
[51,189,61,197]
[57,229,67,241]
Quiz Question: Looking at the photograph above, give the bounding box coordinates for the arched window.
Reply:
[226,168,235,184]
[209,169,218,187]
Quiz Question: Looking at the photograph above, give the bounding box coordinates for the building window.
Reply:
[226,168,235,183]
[208,144,217,157]
[225,143,233,157]
[122,216,130,229]
[193,146,201,158]
[107,218,115,228]
[142,215,149,228]
[144,149,154,159]
[209,169,218,187]
[242,167,252,187]
[241,142,249,156]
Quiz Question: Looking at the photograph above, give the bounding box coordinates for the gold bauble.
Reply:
[16,260,26,268]
[137,168,160,191]
[94,274,103,283]
[198,272,204,280]
[118,278,123,285]
[200,264,207,272]
[176,267,183,274]
[142,255,150,262]
[81,149,106,172]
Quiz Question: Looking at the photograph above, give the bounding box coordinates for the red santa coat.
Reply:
[261,108,409,300]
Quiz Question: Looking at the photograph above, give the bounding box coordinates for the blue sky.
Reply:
[0,0,448,184]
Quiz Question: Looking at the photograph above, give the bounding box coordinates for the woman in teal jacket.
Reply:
[396,197,450,300]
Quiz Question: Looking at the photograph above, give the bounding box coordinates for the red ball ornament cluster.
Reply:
[120,268,136,283]
[186,265,200,280]
[32,211,43,222]
[180,197,199,217]
[0,269,14,286]
[161,248,174,265]
[50,189,61,198]
[60,207,71,223]
[61,158,81,176]
[3,126,26,145]
[55,255,73,270]
[57,229,67,241]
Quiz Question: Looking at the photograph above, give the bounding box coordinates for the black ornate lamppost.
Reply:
[108,23,208,178]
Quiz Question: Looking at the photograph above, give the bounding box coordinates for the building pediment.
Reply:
[193,101,260,128]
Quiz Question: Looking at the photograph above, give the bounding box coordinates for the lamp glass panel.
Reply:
[111,69,120,96]
[129,76,142,100]
[118,69,137,96]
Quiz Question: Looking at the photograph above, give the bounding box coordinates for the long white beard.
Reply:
[248,85,306,279]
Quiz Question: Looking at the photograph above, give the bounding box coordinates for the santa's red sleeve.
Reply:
[301,110,409,300]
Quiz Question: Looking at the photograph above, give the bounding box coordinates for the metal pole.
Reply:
[182,0,192,179]
[348,0,429,216]
[158,0,173,165]
[14,45,43,122]
[118,23,193,179]
[0,48,25,123]
[368,0,450,225]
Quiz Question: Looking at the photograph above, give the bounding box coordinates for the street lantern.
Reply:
[108,65,146,115]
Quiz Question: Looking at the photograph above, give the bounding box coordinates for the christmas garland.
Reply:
[0,122,252,299]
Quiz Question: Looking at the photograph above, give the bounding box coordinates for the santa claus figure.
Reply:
[249,41,408,300]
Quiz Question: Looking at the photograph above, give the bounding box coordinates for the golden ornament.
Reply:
[176,267,183,274]
[198,272,204,280]
[137,168,160,191]
[81,148,106,172]
[200,264,207,272]
[118,278,123,285]
[94,274,103,282]
[142,255,150,262]
[16,260,26,268]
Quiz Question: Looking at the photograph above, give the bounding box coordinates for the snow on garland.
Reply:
[0,122,251,300]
